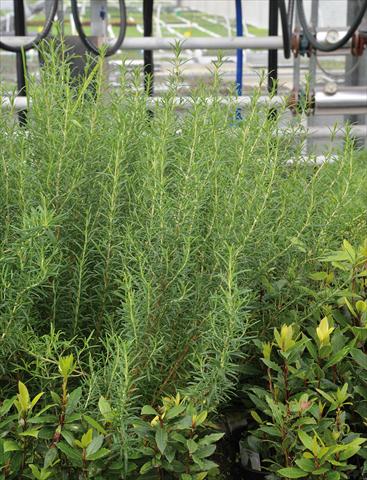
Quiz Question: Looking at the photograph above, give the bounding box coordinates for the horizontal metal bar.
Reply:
[3,91,367,117]
[315,89,367,115]
[307,125,367,139]
[128,37,283,50]
[1,97,27,110]
[2,96,366,141]
[1,95,283,111]
[122,36,285,50]
[146,95,285,107]
[0,35,285,51]
[0,36,34,47]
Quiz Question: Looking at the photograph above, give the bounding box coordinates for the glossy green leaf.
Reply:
[19,428,40,438]
[83,415,107,435]
[57,441,83,465]
[141,405,158,416]
[86,447,110,461]
[298,430,314,451]
[86,434,104,457]
[155,426,168,454]
[351,348,367,370]
[278,467,307,478]
[165,403,186,420]
[3,440,21,453]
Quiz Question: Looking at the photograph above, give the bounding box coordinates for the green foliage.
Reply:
[134,393,224,479]
[244,319,366,479]
[1,39,367,475]
[0,355,116,479]
[0,357,223,479]
[243,238,367,479]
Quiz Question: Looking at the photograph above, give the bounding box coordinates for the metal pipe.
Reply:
[91,0,107,37]
[307,0,319,150]
[235,0,244,96]
[3,91,367,115]
[1,97,367,140]
[307,125,367,138]
[315,88,367,115]
[2,96,28,111]
[1,95,284,111]
[0,35,285,50]
[146,95,285,108]
[13,0,26,93]
[314,34,349,54]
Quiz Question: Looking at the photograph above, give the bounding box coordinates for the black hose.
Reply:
[0,0,58,52]
[287,0,295,38]
[268,0,279,93]
[143,0,154,96]
[279,0,291,59]
[297,0,367,52]
[13,0,27,125]
[71,0,126,57]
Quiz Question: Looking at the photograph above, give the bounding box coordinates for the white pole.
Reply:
[0,35,284,50]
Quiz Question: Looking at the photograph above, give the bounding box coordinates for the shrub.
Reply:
[244,320,366,479]
[242,239,367,479]
[0,355,117,479]
[0,356,223,479]
[1,41,366,466]
[134,394,224,478]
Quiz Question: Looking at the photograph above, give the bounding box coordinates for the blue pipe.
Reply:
[235,0,243,96]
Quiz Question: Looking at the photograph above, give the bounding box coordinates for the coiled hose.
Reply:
[0,0,58,52]
[70,0,127,56]
[296,0,367,52]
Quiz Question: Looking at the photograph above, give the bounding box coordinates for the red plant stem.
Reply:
[82,448,88,479]
[51,378,68,447]
[267,367,274,397]
[332,364,337,384]
[283,361,290,403]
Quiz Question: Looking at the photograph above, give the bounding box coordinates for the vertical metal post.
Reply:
[143,0,154,96]
[48,0,64,35]
[308,0,319,92]
[91,0,108,37]
[235,0,244,96]
[292,5,307,154]
[268,0,278,93]
[307,0,319,146]
[345,0,367,146]
[345,0,359,126]
[13,0,27,123]
[292,3,301,92]
[57,0,65,35]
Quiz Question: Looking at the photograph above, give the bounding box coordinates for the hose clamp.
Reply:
[291,31,312,57]
[351,30,367,56]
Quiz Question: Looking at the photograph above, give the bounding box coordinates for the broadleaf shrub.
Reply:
[242,238,367,479]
